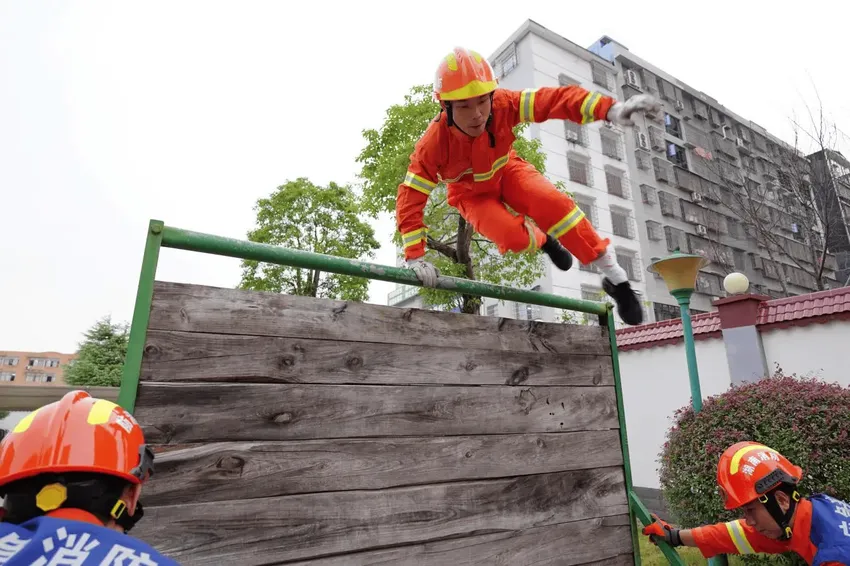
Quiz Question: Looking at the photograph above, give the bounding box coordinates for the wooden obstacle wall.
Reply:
[131,281,635,565]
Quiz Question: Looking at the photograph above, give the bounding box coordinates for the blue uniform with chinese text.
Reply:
[0,516,180,565]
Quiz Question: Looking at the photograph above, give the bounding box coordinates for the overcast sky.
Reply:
[2,0,847,354]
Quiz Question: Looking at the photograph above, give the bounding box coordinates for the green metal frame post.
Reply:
[671,287,727,565]
[117,220,692,565]
[117,220,164,412]
[607,309,685,566]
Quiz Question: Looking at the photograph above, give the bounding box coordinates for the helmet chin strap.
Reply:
[760,485,801,540]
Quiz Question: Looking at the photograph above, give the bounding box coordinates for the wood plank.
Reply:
[0,384,118,411]
[135,382,619,443]
[135,467,629,565]
[284,515,634,565]
[142,430,624,505]
[147,281,611,354]
[140,330,614,386]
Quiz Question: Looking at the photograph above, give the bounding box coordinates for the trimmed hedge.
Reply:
[658,366,850,565]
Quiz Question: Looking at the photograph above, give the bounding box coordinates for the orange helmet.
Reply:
[716,441,802,510]
[0,390,154,491]
[434,47,498,102]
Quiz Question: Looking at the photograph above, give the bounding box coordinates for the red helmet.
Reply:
[716,441,803,510]
[0,390,154,491]
[433,47,498,102]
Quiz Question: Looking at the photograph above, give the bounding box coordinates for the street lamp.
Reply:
[649,249,729,566]
[648,248,709,412]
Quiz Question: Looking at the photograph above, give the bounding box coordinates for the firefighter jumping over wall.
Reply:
[397,46,663,325]
[643,441,850,565]
[0,390,179,565]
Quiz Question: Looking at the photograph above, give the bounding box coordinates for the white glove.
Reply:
[606,94,663,127]
[406,257,439,288]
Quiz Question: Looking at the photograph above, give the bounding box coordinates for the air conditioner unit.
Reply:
[736,137,745,147]
[636,132,649,150]
[566,130,579,141]
[674,100,684,111]
[625,69,640,88]
[692,192,703,203]
[696,224,708,236]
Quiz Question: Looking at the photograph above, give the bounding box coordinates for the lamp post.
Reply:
[647,248,709,412]
[649,249,729,566]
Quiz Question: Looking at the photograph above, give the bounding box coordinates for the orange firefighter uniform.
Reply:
[396,51,615,266]
[643,442,850,565]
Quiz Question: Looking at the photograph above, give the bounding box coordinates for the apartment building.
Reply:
[0,350,76,386]
[387,20,841,322]
[808,149,850,285]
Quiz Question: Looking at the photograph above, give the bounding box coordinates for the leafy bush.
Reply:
[658,365,850,565]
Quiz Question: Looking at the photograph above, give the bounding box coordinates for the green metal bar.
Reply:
[671,290,704,414]
[608,308,685,566]
[159,225,609,316]
[629,491,686,566]
[117,220,164,413]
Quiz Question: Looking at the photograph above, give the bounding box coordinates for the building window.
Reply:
[0,372,15,382]
[605,167,629,198]
[567,154,592,186]
[591,61,612,90]
[25,373,54,383]
[45,358,60,368]
[664,225,688,252]
[665,114,681,138]
[635,149,651,170]
[486,304,497,317]
[640,184,657,205]
[1,357,18,366]
[616,248,640,281]
[581,286,604,325]
[494,44,517,78]
[646,220,663,241]
[667,142,687,167]
[611,207,635,239]
[600,130,623,160]
[654,302,680,322]
[564,120,586,146]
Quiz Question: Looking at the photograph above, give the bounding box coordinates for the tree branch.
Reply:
[426,235,458,262]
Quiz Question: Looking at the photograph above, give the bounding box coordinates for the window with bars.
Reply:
[646,220,663,241]
[658,191,679,217]
[581,286,605,325]
[640,184,657,205]
[664,225,688,252]
[601,130,623,160]
[568,155,592,186]
[606,167,628,198]
[635,149,651,170]
[565,120,587,146]
[591,61,612,90]
[611,208,634,239]
[654,302,680,322]
[616,248,640,281]
[667,142,688,167]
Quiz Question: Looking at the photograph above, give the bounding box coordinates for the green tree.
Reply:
[0,411,8,421]
[238,178,381,301]
[63,316,129,387]
[357,84,559,314]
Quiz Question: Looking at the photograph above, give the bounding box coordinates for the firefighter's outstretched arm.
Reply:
[396,134,441,287]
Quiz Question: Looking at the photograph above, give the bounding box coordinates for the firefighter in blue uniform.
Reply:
[0,390,180,565]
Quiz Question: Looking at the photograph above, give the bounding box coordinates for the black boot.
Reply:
[603,278,644,325]
[541,235,573,271]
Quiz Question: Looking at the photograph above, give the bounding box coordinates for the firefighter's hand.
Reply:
[642,514,683,546]
[606,94,663,126]
[406,258,439,287]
